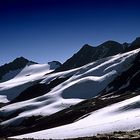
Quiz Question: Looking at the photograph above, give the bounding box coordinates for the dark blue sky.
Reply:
[0,0,140,65]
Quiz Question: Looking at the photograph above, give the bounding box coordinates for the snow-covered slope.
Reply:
[0,48,140,138]
[0,62,60,103]
[14,95,140,139]
[0,49,139,128]
[0,57,34,83]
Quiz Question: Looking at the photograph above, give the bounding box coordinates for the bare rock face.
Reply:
[56,41,124,72]
[48,61,62,69]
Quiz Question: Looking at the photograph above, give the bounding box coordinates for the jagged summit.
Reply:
[55,44,96,71]
[99,40,122,48]
[56,41,124,72]
[80,44,94,50]
[13,56,28,62]
[56,38,140,72]
[98,40,124,56]
[13,56,37,65]
[0,56,35,81]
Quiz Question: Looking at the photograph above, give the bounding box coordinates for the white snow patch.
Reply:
[0,64,54,102]
[0,95,9,103]
[13,95,140,139]
[1,49,140,127]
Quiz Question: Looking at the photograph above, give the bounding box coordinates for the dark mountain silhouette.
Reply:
[0,57,36,81]
[56,41,124,71]
[56,38,140,72]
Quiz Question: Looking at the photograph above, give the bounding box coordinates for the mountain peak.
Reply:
[56,40,124,72]
[81,44,93,49]
[48,61,62,69]
[13,57,37,65]
[78,44,95,54]
[99,40,122,48]
[0,57,36,81]
[13,56,29,63]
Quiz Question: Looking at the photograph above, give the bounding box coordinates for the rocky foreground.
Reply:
[1,130,140,140]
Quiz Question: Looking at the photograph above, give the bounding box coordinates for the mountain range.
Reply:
[0,37,140,139]
[56,37,140,71]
